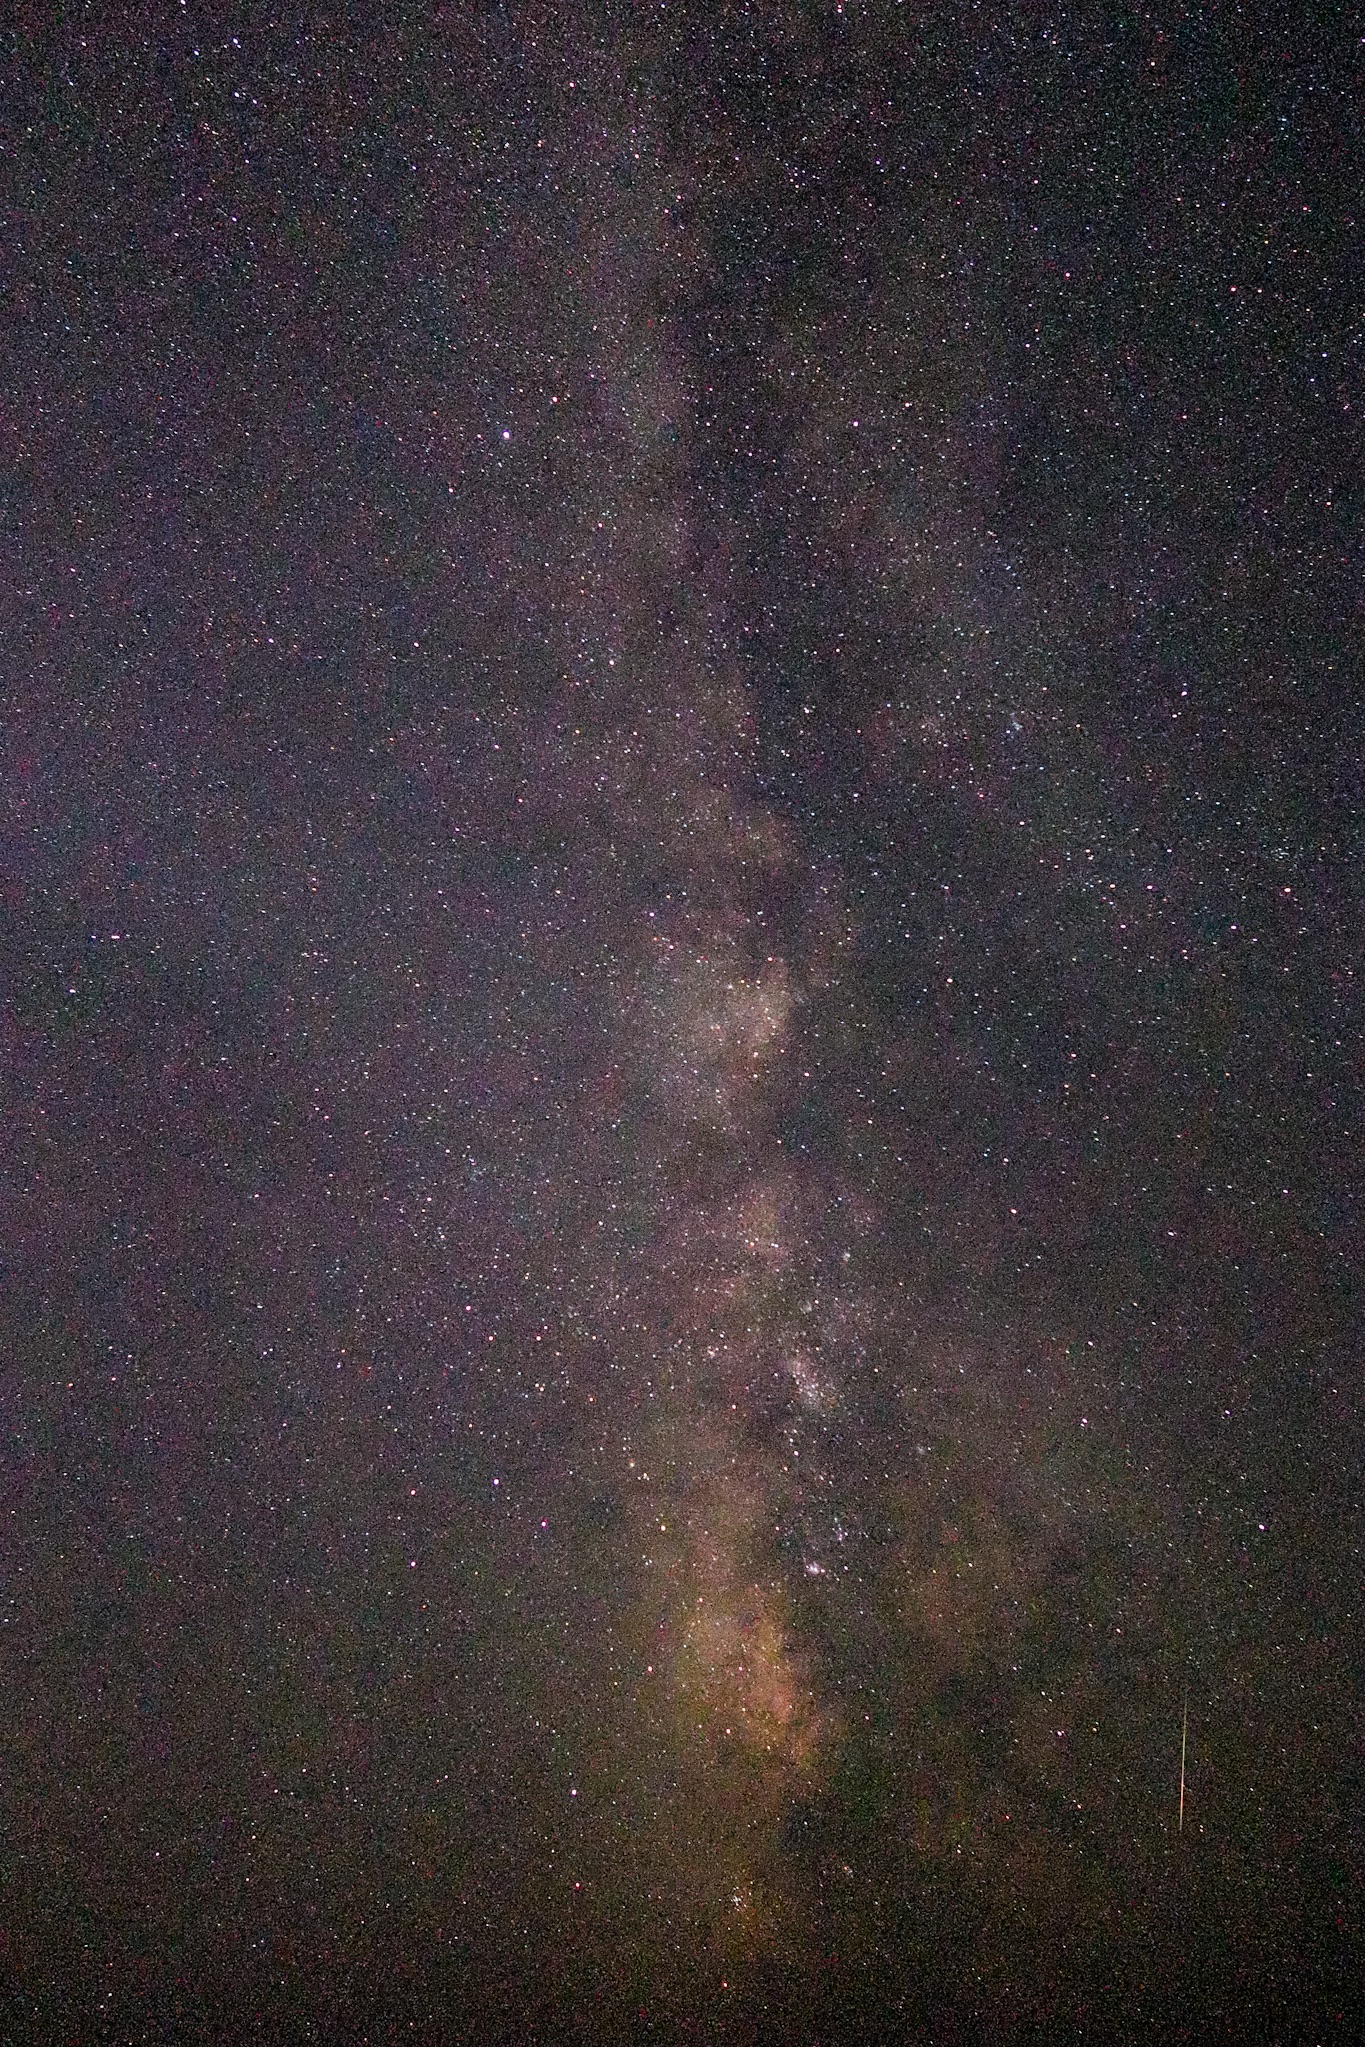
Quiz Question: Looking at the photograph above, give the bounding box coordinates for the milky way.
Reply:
[2,7,1359,2041]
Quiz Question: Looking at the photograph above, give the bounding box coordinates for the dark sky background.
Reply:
[2,4,1360,2041]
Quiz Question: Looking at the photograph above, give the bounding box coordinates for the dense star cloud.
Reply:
[1,5,1359,2041]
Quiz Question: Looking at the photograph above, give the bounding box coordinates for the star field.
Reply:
[1,5,1360,2042]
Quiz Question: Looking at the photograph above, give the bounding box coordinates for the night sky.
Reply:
[2,5,1361,2041]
